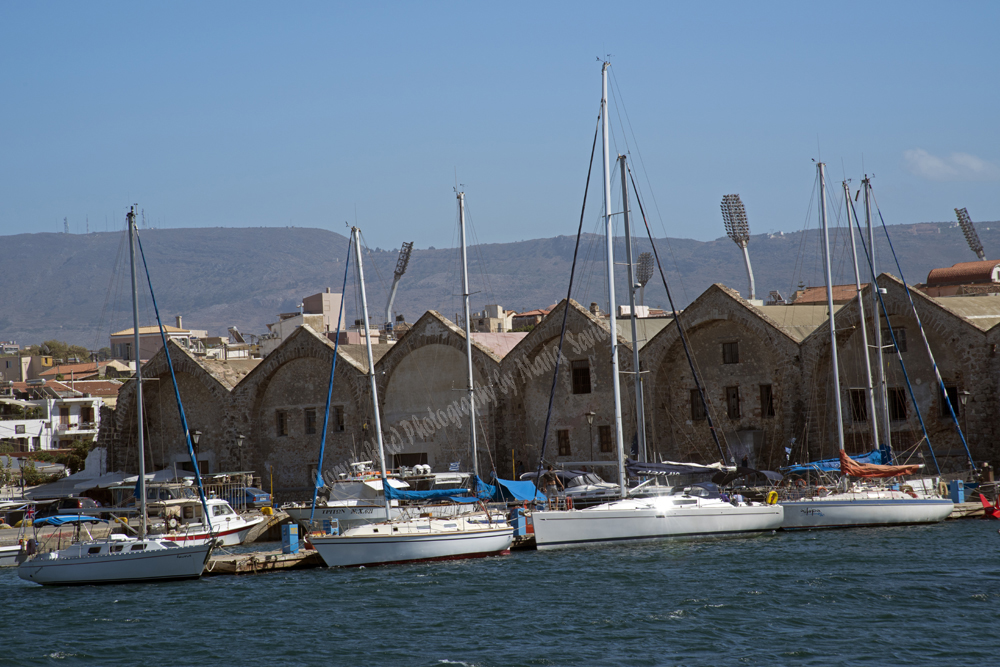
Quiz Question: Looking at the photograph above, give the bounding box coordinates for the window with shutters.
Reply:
[725,386,740,419]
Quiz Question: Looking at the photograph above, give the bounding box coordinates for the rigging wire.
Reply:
[608,65,691,306]
[870,189,974,470]
[533,113,601,494]
[846,191,942,473]
[310,233,354,525]
[627,164,730,463]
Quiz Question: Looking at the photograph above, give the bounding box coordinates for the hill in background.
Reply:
[1,220,997,348]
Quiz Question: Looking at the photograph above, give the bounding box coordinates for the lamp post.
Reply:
[585,411,596,463]
[958,390,971,443]
[190,430,201,475]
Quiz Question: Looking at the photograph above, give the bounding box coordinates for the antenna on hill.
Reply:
[636,252,654,306]
[63,217,69,234]
[721,193,756,300]
[955,207,985,260]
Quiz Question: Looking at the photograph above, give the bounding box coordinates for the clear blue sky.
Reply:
[1,1,997,250]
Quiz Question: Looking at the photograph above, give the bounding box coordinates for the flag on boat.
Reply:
[449,462,460,472]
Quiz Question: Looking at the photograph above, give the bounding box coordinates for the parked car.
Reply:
[33,496,102,520]
[224,487,271,510]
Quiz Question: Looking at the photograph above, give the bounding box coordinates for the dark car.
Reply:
[224,487,271,510]
[33,497,101,520]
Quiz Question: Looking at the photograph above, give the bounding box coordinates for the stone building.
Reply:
[640,284,811,471]
[497,299,636,478]
[96,274,1000,502]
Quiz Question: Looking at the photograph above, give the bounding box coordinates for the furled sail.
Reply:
[839,450,921,478]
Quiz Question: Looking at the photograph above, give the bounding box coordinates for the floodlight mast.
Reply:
[636,252,654,306]
[384,241,414,329]
[955,208,985,260]
[721,194,755,300]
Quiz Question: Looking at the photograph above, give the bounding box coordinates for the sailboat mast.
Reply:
[843,181,879,450]
[602,62,627,494]
[127,206,148,538]
[352,227,391,517]
[619,155,646,462]
[818,163,845,451]
[864,177,891,453]
[457,192,478,477]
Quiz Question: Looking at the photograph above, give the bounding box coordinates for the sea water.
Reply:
[2,520,998,666]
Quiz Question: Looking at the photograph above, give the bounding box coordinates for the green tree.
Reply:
[39,340,91,362]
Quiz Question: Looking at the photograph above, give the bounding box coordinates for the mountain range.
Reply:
[1,219,997,349]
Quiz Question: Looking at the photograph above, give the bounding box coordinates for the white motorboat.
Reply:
[311,514,512,567]
[18,208,217,585]
[151,497,265,546]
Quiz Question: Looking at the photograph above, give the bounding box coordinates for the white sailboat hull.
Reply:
[780,493,954,529]
[311,517,513,567]
[18,541,212,585]
[532,497,784,550]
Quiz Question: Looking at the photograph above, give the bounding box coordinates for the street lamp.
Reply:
[237,433,245,473]
[585,411,596,462]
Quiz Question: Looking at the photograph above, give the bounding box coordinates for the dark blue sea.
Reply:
[2,520,998,666]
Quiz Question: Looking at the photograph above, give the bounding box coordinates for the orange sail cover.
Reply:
[839,450,921,478]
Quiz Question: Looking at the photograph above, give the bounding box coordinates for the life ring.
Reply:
[166,517,179,530]
[766,491,778,505]
[815,486,829,497]
[795,479,806,488]
[565,496,574,510]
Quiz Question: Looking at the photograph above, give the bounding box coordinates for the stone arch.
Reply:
[641,285,803,469]
[375,311,501,473]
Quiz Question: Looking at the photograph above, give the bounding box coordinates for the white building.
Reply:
[0,383,104,451]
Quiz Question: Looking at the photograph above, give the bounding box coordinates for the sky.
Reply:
[1,1,997,250]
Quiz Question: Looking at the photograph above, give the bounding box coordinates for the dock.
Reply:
[948,501,988,520]
[203,547,323,575]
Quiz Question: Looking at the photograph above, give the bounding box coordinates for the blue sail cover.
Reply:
[782,449,888,474]
[489,477,547,502]
[33,515,108,526]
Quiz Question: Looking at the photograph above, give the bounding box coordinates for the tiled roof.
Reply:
[792,284,867,305]
[67,380,123,396]
[926,260,1000,287]
[470,332,529,359]
[39,362,102,377]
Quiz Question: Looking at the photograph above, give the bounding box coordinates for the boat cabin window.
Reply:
[88,546,102,554]
[112,545,124,552]
[212,504,234,517]
[130,544,146,551]
[183,506,195,520]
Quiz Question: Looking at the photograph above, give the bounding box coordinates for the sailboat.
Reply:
[778,164,954,529]
[530,63,783,550]
[18,208,213,585]
[310,224,513,567]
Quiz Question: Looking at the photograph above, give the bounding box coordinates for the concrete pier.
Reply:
[203,548,323,575]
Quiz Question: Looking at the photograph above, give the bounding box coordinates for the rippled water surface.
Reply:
[3,520,999,666]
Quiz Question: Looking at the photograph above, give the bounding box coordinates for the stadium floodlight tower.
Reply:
[384,241,414,333]
[955,207,985,260]
[635,251,654,306]
[721,193,755,300]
